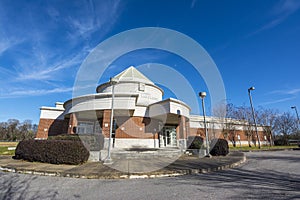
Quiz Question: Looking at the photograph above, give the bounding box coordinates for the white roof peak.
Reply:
[113,66,154,84]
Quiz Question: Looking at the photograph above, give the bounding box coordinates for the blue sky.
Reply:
[1,0,300,124]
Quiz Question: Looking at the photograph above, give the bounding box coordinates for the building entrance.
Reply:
[160,126,177,147]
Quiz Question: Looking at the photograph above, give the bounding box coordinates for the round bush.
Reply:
[48,134,104,151]
[210,138,229,156]
[14,139,89,165]
[187,136,204,149]
[47,134,81,141]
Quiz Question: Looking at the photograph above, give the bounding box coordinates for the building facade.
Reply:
[36,66,269,155]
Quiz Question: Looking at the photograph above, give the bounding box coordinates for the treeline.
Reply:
[0,119,37,141]
[214,104,300,146]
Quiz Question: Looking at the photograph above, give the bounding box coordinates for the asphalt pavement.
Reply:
[0,150,299,200]
[0,151,245,179]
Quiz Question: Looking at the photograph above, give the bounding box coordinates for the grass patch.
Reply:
[0,146,15,155]
[0,142,18,147]
[230,145,298,151]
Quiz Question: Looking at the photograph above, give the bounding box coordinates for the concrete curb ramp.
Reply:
[0,152,246,179]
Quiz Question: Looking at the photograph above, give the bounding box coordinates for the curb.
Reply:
[231,148,297,153]
[0,153,246,179]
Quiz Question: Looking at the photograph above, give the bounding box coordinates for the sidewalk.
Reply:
[0,152,245,179]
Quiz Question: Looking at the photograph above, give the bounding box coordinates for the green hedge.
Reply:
[47,134,81,141]
[187,136,204,149]
[210,138,229,156]
[48,134,103,151]
[14,139,89,165]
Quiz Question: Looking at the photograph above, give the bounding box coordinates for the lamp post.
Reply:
[291,106,299,121]
[199,92,211,157]
[248,86,261,149]
[291,106,299,135]
[104,77,118,164]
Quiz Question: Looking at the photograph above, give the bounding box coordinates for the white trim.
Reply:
[103,138,159,149]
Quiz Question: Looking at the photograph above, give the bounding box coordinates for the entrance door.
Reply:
[160,126,177,147]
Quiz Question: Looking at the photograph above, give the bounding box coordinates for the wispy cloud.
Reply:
[260,97,296,106]
[0,0,123,98]
[0,87,73,99]
[190,0,197,9]
[16,51,86,81]
[247,0,300,37]
[66,0,122,40]
[262,87,300,106]
[0,37,22,56]
[268,88,300,95]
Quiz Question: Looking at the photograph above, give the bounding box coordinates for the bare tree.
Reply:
[0,122,8,140]
[273,112,297,145]
[256,107,278,146]
[0,119,36,141]
[213,103,237,146]
[234,105,256,147]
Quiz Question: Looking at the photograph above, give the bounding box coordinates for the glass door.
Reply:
[161,126,177,147]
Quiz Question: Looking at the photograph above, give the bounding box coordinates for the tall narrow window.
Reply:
[139,83,145,91]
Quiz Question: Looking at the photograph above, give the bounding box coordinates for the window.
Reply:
[139,83,145,91]
[94,122,102,134]
[77,121,94,134]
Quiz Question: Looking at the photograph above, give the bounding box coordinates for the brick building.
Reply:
[36,66,269,159]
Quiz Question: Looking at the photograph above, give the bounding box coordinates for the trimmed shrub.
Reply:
[47,134,81,141]
[14,139,89,165]
[210,138,229,156]
[274,138,289,146]
[48,134,104,151]
[187,136,204,149]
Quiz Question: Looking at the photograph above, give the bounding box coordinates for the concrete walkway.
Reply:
[0,152,245,179]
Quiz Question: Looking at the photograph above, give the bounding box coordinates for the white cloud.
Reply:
[262,87,300,106]
[260,97,296,106]
[0,37,22,56]
[269,88,300,95]
[190,0,197,9]
[0,0,123,98]
[0,87,73,99]
[66,0,122,40]
[16,51,86,81]
[247,0,300,37]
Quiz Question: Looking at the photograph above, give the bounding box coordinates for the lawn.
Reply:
[230,145,298,151]
[0,142,18,155]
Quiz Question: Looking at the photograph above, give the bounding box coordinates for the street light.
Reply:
[291,106,300,122]
[291,106,299,135]
[248,86,261,149]
[199,92,211,158]
[104,77,118,164]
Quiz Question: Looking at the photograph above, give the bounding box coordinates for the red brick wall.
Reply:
[102,110,111,138]
[188,127,265,142]
[176,116,188,139]
[67,113,77,134]
[36,118,69,139]
[115,116,159,139]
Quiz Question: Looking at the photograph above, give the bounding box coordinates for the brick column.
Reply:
[102,110,111,138]
[36,119,54,139]
[67,113,78,134]
[177,115,187,139]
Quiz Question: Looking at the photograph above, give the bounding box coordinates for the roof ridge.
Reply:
[113,66,154,84]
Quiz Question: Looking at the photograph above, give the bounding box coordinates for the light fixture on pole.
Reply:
[199,91,211,158]
[291,106,300,122]
[291,106,299,135]
[104,77,118,164]
[248,86,261,149]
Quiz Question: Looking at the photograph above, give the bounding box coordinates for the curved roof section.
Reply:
[113,66,154,85]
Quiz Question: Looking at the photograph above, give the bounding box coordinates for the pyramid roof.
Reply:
[113,66,154,85]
